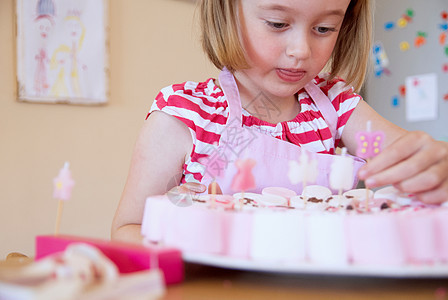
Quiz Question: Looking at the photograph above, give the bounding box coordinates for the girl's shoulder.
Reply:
[153,78,227,113]
[148,78,229,137]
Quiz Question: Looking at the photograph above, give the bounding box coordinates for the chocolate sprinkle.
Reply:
[275,205,295,209]
[380,202,390,210]
[241,197,257,206]
[307,197,323,203]
[346,205,354,210]
[193,199,206,203]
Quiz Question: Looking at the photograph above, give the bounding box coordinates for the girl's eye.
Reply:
[266,21,288,30]
[315,26,336,34]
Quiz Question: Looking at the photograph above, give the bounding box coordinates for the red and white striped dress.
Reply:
[148,73,361,184]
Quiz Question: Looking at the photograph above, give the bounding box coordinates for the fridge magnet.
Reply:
[384,21,395,31]
[399,85,406,97]
[414,32,427,48]
[405,8,415,20]
[399,41,410,52]
[391,95,400,107]
[442,10,448,21]
[405,73,438,122]
[441,33,447,46]
[397,8,414,29]
[16,0,109,105]
[443,63,448,73]
[444,93,448,102]
[397,17,408,29]
[372,42,390,77]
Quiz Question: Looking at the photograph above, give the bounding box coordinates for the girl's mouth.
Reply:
[276,69,306,82]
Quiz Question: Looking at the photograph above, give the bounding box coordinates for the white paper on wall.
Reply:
[405,73,438,122]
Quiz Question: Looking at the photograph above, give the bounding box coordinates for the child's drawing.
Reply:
[16,0,108,105]
[33,0,55,96]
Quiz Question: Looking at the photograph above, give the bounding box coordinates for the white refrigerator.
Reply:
[364,0,448,141]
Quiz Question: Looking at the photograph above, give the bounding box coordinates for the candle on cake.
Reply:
[53,162,75,235]
[231,158,256,209]
[329,147,354,207]
[330,147,354,194]
[288,149,318,205]
[356,121,385,210]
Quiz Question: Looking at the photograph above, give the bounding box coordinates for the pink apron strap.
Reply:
[304,82,338,142]
[218,67,242,126]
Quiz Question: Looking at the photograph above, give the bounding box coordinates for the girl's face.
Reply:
[36,17,53,40]
[235,0,350,102]
[66,19,82,41]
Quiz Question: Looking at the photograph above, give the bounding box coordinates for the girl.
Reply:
[112,0,448,243]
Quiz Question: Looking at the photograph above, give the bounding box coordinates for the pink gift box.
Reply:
[35,235,183,284]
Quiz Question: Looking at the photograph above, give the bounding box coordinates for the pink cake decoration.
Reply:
[232,158,256,209]
[288,149,318,194]
[355,121,385,159]
[53,162,75,235]
[231,158,256,192]
[355,121,385,210]
[53,161,75,201]
[329,147,354,197]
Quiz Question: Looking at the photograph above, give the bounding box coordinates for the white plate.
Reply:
[183,253,448,278]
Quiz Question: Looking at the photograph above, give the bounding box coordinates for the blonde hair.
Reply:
[199,0,373,92]
[65,15,86,50]
[50,44,70,70]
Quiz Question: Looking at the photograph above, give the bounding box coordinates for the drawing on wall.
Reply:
[16,0,109,105]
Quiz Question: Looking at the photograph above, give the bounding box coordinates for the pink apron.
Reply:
[200,68,364,194]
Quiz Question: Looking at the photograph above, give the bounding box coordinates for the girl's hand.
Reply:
[359,131,448,204]
[168,182,207,195]
[166,181,223,196]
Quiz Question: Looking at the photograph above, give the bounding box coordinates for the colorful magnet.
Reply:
[412,78,420,87]
[443,63,448,73]
[442,10,448,21]
[391,96,400,107]
[400,41,410,51]
[444,94,448,101]
[397,17,408,28]
[441,33,447,46]
[445,46,448,57]
[415,34,426,48]
[384,22,395,31]
[399,85,406,97]
[440,24,448,31]
[406,9,415,18]
[372,42,389,77]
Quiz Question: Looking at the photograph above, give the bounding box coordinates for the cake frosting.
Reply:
[141,186,448,267]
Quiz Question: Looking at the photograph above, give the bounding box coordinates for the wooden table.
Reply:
[163,263,448,300]
[3,253,447,299]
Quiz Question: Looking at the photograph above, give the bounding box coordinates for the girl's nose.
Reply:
[285,32,311,61]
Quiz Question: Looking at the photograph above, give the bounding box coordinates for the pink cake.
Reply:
[141,186,448,267]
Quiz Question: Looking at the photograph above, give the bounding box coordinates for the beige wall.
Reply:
[0,0,217,258]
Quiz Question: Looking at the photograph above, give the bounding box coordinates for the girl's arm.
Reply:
[342,100,448,204]
[111,111,198,243]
